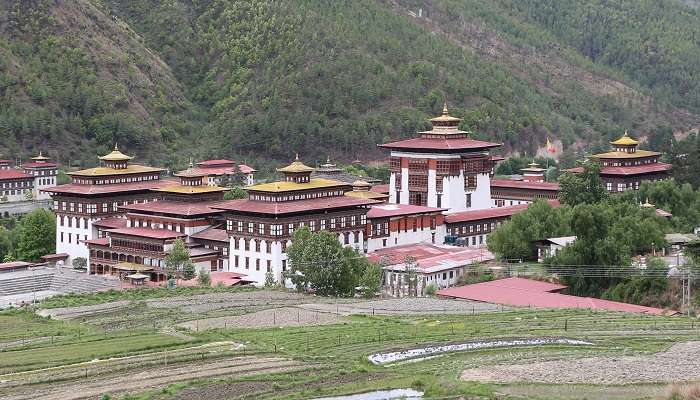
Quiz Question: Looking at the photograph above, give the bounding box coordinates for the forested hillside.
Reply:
[1,0,699,170]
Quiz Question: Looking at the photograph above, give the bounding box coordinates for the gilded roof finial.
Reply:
[38,150,43,157]
[295,153,299,161]
[189,157,194,168]
[442,101,448,115]
[114,142,119,151]
[326,156,331,164]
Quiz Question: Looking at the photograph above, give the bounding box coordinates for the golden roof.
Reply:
[610,130,639,146]
[277,154,314,174]
[153,185,227,194]
[430,102,461,123]
[345,190,388,200]
[592,149,660,159]
[32,151,50,161]
[352,180,371,188]
[249,178,346,193]
[68,164,165,177]
[99,144,133,162]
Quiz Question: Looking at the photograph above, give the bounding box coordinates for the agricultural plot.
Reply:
[0,288,698,399]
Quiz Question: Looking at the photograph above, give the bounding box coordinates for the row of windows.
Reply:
[449,221,498,236]
[248,190,343,202]
[37,177,54,186]
[55,198,158,214]
[0,180,31,188]
[59,232,87,244]
[233,255,278,272]
[227,215,367,236]
[59,215,89,229]
[603,158,656,167]
[1,189,30,196]
[72,174,159,185]
[26,169,56,176]
[130,218,187,233]
[202,243,228,256]
[111,239,164,252]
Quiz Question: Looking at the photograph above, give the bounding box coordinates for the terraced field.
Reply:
[0,288,698,399]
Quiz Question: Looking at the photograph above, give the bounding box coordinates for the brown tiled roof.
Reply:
[0,169,33,180]
[490,179,560,191]
[566,163,671,176]
[121,200,224,217]
[445,200,560,224]
[108,228,187,240]
[367,204,445,219]
[191,227,229,242]
[43,180,176,196]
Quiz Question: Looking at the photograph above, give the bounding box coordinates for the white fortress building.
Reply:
[379,104,501,213]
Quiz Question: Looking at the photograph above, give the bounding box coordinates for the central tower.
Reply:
[379,104,501,213]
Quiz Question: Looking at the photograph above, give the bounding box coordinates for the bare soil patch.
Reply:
[178,307,342,330]
[300,297,506,316]
[0,356,308,400]
[461,341,700,385]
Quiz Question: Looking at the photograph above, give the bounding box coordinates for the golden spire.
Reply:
[114,142,119,151]
[189,157,194,168]
[326,156,331,164]
[442,101,448,115]
[295,153,299,161]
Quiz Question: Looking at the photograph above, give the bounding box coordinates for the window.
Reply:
[247,222,254,233]
[465,193,472,208]
[255,259,260,271]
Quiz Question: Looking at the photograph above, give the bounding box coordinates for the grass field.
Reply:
[0,290,698,399]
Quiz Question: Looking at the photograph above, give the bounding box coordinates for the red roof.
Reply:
[108,228,187,240]
[367,203,445,219]
[367,244,494,273]
[371,184,390,194]
[197,159,236,167]
[566,163,671,176]
[92,217,128,229]
[22,162,58,168]
[379,137,501,152]
[214,196,381,215]
[238,164,256,173]
[445,200,559,224]
[44,180,177,196]
[0,169,32,180]
[121,200,224,217]
[490,179,560,191]
[437,277,670,315]
[83,237,110,246]
[191,227,229,242]
[40,253,69,261]
[0,261,33,271]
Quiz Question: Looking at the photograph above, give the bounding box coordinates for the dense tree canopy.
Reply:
[557,161,608,206]
[15,209,55,262]
[3,0,698,166]
[287,227,372,297]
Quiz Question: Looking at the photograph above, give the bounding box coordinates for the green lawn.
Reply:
[0,333,187,373]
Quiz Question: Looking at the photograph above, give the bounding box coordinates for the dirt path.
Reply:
[1,356,309,400]
[461,341,700,385]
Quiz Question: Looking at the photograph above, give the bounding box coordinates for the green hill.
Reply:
[1,0,699,170]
